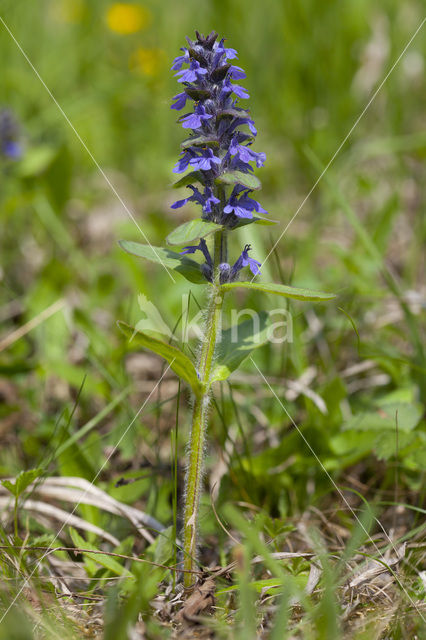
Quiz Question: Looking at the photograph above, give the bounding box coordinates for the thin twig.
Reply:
[0,299,65,352]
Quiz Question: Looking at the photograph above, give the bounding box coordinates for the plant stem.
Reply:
[183,230,225,587]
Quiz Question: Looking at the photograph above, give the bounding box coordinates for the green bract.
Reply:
[166,219,220,246]
[216,170,261,190]
[119,241,205,284]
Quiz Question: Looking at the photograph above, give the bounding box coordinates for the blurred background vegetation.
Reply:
[0,0,425,637]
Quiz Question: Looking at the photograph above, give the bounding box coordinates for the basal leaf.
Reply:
[118,322,203,397]
[119,241,205,284]
[212,311,270,383]
[216,171,261,191]
[166,219,220,246]
[221,281,336,301]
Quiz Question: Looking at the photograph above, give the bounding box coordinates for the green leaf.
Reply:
[330,431,376,457]
[119,241,205,284]
[172,171,205,189]
[152,525,174,565]
[221,281,336,301]
[374,430,419,461]
[1,468,43,498]
[69,529,133,577]
[166,217,277,247]
[17,146,56,177]
[233,216,278,228]
[218,575,308,596]
[212,311,270,382]
[117,322,203,397]
[44,144,73,212]
[181,135,219,149]
[216,171,261,191]
[166,219,220,246]
[343,402,422,433]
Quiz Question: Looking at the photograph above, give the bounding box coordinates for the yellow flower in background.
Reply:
[130,47,166,76]
[106,3,151,35]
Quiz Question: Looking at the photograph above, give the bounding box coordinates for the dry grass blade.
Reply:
[348,543,406,589]
[0,497,119,546]
[305,561,322,595]
[211,550,315,578]
[33,476,163,541]
[0,475,165,545]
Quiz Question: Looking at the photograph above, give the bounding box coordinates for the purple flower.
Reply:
[216,39,238,60]
[173,149,195,173]
[202,186,220,213]
[227,155,253,174]
[171,48,190,70]
[212,39,238,68]
[3,141,22,159]
[189,148,221,171]
[219,77,249,101]
[224,188,268,219]
[218,262,231,283]
[229,137,266,167]
[171,92,189,110]
[175,59,207,83]
[180,104,212,130]
[228,65,246,80]
[171,185,205,209]
[181,238,213,281]
[170,32,266,227]
[0,109,22,161]
[231,84,250,99]
[231,244,261,277]
[171,185,220,213]
[230,117,257,137]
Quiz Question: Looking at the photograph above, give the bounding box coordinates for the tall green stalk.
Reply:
[183,230,225,586]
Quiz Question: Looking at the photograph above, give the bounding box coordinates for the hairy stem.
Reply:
[183,230,225,587]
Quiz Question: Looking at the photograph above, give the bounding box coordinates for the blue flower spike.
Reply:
[171,31,267,282]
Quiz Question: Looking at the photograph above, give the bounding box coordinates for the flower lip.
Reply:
[179,104,212,130]
[189,148,221,171]
[171,48,190,71]
[175,59,208,83]
[171,92,188,110]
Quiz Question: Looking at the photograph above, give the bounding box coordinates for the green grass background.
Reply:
[0,0,425,637]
